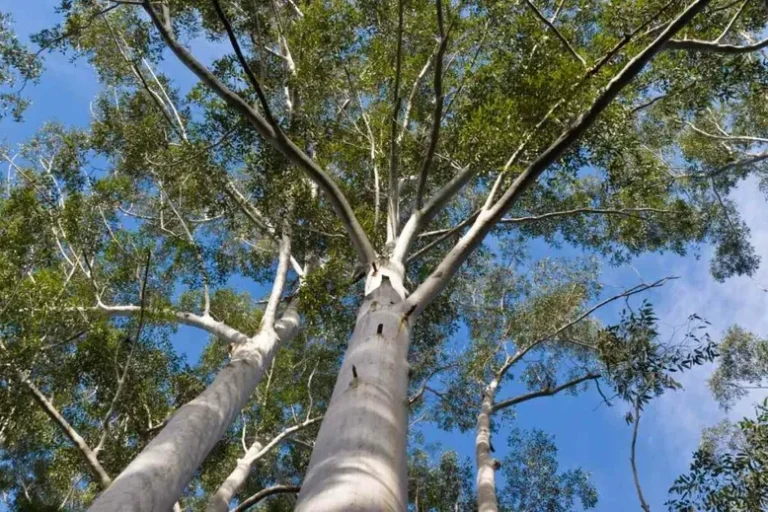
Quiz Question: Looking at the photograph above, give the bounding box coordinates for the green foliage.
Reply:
[0,11,41,122]
[709,326,768,409]
[3,0,768,509]
[500,428,597,512]
[599,303,717,412]
[668,398,768,512]
[408,447,475,511]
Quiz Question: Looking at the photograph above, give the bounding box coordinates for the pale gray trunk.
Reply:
[295,278,411,511]
[88,329,285,512]
[476,381,499,512]
[206,443,261,512]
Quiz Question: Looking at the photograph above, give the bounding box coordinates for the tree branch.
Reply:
[666,36,768,53]
[523,0,586,66]
[414,0,448,210]
[142,1,376,266]
[207,416,320,512]
[92,303,251,344]
[231,485,300,512]
[498,206,675,224]
[387,0,405,244]
[18,370,112,488]
[630,401,652,512]
[210,0,280,130]
[261,222,292,330]
[491,372,599,414]
[404,0,710,317]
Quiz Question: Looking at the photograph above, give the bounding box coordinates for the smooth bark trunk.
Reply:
[476,381,499,512]
[295,278,411,511]
[206,446,260,512]
[206,415,320,512]
[89,302,299,512]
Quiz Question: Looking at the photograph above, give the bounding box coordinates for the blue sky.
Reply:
[3,3,767,511]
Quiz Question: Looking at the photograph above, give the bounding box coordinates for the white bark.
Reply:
[89,235,300,511]
[295,277,411,511]
[476,381,499,512]
[206,416,321,512]
[88,331,282,511]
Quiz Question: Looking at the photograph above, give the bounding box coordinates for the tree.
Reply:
[3,0,768,510]
[667,398,768,512]
[709,326,768,409]
[599,302,717,512]
[666,326,768,511]
[500,428,597,512]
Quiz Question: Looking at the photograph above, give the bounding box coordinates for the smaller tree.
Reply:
[667,398,768,512]
[500,428,597,512]
[709,326,768,410]
[599,303,717,512]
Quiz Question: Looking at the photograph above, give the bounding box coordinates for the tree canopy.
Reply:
[2,0,768,510]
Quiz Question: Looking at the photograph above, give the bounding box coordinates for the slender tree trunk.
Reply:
[88,303,300,512]
[630,402,651,512]
[476,381,499,512]
[206,442,261,512]
[295,276,411,511]
[206,415,320,512]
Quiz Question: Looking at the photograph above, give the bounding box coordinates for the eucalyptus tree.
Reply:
[10,0,768,509]
[667,398,768,511]
[0,10,40,121]
[665,326,768,511]
[709,326,768,409]
[428,257,677,511]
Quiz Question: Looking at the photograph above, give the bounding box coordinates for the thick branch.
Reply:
[143,2,376,266]
[94,303,251,344]
[491,372,599,413]
[405,0,710,317]
[261,223,292,330]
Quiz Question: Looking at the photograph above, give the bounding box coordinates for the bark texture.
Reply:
[295,278,411,511]
[89,312,298,512]
[476,381,499,512]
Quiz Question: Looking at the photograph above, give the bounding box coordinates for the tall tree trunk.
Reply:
[476,381,499,512]
[295,277,411,511]
[88,303,300,512]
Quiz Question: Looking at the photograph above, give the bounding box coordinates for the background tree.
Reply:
[2,0,768,510]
